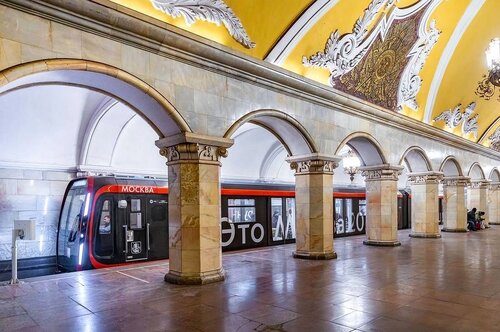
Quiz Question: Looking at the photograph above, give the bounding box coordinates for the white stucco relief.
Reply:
[150,0,255,48]
[433,102,479,139]
[489,127,500,152]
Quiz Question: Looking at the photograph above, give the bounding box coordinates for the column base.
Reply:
[293,251,337,260]
[409,233,441,239]
[363,240,401,247]
[164,268,225,285]
[441,228,468,233]
[489,222,500,225]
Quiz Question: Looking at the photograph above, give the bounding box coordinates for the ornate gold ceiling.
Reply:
[109,0,500,151]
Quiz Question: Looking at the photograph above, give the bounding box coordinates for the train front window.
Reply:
[99,200,111,234]
[228,199,256,223]
[130,198,142,229]
[65,187,86,242]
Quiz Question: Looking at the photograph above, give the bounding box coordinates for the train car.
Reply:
[57,176,409,271]
[333,191,367,237]
[220,184,297,251]
[56,176,168,271]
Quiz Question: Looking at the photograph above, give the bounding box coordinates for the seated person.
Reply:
[99,215,111,234]
[467,208,477,231]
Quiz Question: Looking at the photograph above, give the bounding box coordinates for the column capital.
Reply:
[442,176,470,187]
[407,171,444,185]
[470,179,491,189]
[490,182,500,190]
[156,133,233,165]
[360,164,404,182]
[287,153,341,175]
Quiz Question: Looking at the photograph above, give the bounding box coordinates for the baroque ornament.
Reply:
[150,0,255,48]
[159,143,228,163]
[290,159,338,175]
[397,19,440,112]
[303,0,439,112]
[488,127,500,152]
[433,102,479,138]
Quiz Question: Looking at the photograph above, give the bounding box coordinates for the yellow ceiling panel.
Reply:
[108,0,312,59]
[431,0,500,142]
[401,0,469,121]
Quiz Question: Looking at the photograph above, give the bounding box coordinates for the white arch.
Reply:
[265,0,339,65]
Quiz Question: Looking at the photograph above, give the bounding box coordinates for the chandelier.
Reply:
[476,38,500,101]
[343,150,361,183]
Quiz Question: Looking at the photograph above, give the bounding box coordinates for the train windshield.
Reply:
[57,180,87,258]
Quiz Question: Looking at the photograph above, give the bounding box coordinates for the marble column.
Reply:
[441,176,470,232]
[156,133,233,285]
[408,172,444,238]
[360,164,404,246]
[468,180,491,228]
[287,153,340,260]
[489,183,500,225]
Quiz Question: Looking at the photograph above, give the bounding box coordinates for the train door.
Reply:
[221,197,267,251]
[146,195,168,260]
[269,197,296,245]
[116,196,148,261]
[334,198,366,237]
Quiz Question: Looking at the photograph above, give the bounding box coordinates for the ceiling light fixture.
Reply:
[476,38,500,101]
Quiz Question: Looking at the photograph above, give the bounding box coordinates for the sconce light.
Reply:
[343,149,361,183]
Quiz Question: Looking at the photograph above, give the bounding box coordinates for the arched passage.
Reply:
[439,156,464,176]
[335,132,387,166]
[440,156,469,232]
[468,162,486,180]
[0,60,187,264]
[224,109,318,156]
[399,146,432,172]
[490,168,500,182]
[224,110,336,260]
[489,168,500,225]
[335,132,401,246]
[0,59,191,137]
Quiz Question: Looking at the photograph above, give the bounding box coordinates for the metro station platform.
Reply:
[2,228,500,332]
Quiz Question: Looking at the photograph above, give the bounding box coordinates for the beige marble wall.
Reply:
[468,181,490,227]
[0,3,499,175]
[442,177,469,232]
[408,172,442,238]
[488,184,499,225]
[361,165,403,246]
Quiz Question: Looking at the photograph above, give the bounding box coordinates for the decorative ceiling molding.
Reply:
[423,0,486,124]
[150,0,255,48]
[397,0,441,112]
[265,0,338,65]
[302,0,434,87]
[433,102,479,139]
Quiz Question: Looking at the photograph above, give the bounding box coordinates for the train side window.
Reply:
[99,199,111,235]
[228,199,255,223]
[130,199,142,229]
[151,205,167,222]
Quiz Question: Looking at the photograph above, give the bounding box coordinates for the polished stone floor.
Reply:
[2,228,500,331]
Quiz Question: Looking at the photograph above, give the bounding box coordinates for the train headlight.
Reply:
[78,243,84,266]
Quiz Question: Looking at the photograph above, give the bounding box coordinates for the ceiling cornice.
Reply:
[1,0,499,161]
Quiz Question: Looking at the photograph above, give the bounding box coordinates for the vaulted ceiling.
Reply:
[109,0,500,151]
